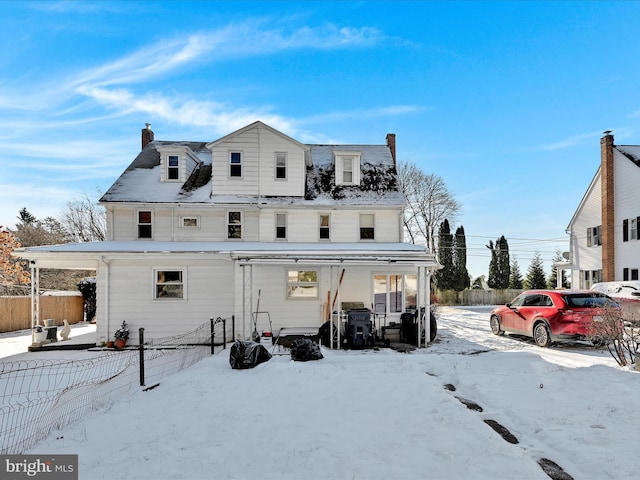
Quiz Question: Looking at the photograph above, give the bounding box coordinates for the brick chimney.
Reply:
[386,133,396,164]
[141,123,154,150]
[601,131,615,281]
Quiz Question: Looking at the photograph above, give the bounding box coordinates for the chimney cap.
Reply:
[145,123,152,130]
[603,130,612,136]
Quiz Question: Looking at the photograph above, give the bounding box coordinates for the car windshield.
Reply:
[565,294,617,308]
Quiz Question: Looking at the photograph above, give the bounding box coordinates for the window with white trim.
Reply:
[287,270,318,298]
[230,152,242,177]
[359,213,375,240]
[275,152,287,180]
[137,211,152,239]
[167,155,180,180]
[632,219,638,240]
[227,211,242,239]
[276,213,287,240]
[180,216,199,228]
[335,151,361,185]
[155,270,185,299]
[587,225,601,247]
[319,214,330,240]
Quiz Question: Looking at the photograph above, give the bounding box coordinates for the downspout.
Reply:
[100,256,111,345]
[30,263,40,342]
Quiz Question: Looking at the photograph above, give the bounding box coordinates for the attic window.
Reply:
[335,151,361,185]
[275,152,287,180]
[167,155,180,180]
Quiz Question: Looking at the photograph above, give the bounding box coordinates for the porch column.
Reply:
[241,264,253,341]
[30,264,40,341]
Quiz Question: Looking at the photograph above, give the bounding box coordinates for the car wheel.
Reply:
[533,322,551,347]
[490,315,503,335]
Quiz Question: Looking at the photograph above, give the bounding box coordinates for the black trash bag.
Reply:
[229,341,272,369]
[290,338,323,362]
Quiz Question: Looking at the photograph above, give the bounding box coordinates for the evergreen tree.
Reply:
[434,219,454,290]
[524,251,547,289]
[487,236,510,288]
[509,256,524,289]
[453,225,470,291]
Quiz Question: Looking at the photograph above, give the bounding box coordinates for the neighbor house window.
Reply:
[276,213,287,240]
[230,152,242,177]
[287,270,318,298]
[275,152,287,179]
[632,219,638,240]
[633,269,639,281]
[227,211,242,239]
[587,225,601,247]
[359,213,375,240]
[138,211,152,239]
[155,270,184,299]
[624,268,630,281]
[319,214,330,240]
[167,155,180,180]
[180,216,199,228]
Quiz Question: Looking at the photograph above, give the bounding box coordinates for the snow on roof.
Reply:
[100,135,404,206]
[615,145,640,167]
[19,241,429,255]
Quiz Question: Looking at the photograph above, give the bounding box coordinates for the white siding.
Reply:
[98,257,235,341]
[570,171,602,287]
[210,124,306,197]
[614,151,640,278]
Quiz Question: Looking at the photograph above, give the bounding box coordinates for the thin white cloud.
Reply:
[304,105,423,124]
[539,131,602,151]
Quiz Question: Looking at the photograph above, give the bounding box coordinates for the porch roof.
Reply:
[15,241,441,269]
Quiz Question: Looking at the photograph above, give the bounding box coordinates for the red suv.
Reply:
[490,290,621,347]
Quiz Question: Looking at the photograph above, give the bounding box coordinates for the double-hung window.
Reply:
[227,211,242,239]
[167,155,180,180]
[230,152,242,177]
[275,152,287,180]
[343,157,353,183]
[276,213,287,240]
[319,214,330,240]
[155,270,184,299]
[359,213,375,240]
[287,270,318,298]
[587,225,601,247]
[138,211,152,239]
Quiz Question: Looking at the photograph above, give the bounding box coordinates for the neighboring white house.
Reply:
[17,121,440,346]
[566,132,640,288]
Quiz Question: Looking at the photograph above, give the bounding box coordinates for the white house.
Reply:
[17,121,440,346]
[566,132,640,288]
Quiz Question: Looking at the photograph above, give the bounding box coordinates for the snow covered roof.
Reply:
[16,241,438,267]
[615,145,640,167]
[100,128,404,206]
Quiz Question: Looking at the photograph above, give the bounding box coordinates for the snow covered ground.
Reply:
[3,307,639,479]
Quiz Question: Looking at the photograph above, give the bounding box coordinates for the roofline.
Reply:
[566,166,600,231]
[206,121,310,151]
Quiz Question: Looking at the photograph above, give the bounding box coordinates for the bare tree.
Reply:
[60,192,106,242]
[398,160,461,254]
[0,226,30,295]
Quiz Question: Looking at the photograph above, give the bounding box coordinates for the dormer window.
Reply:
[167,155,179,180]
[335,151,361,185]
[230,152,242,177]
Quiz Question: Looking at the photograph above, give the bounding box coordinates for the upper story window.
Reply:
[275,152,287,180]
[276,213,287,240]
[230,152,242,177]
[632,219,638,240]
[587,225,601,247]
[138,211,152,239]
[167,155,180,180]
[227,211,242,239]
[335,151,362,185]
[319,214,330,240]
[359,213,375,240]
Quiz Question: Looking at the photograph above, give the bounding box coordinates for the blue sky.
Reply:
[2,0,640,278]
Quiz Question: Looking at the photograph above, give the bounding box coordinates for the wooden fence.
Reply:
[0,295,84,333]
[434,289,523,306]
